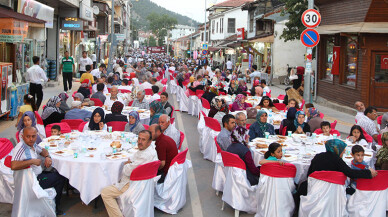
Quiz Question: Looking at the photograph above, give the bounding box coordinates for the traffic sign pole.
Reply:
[303,0,315,104]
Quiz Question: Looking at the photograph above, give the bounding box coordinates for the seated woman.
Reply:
[105,101,128,123]
[58,92,70,113]
[208,98,229,118]
[15,94,37,126]
[227,80,239,95]
[286,111,310,134]
[306,107,323,133]
[252,86,263,97]
[42,96,65,126]
[78,79,91,99]
[287,99,300,110]
[149,100,165,125]
[298,139,376,196]
[237,79,248,93]
[230,94,250,112]
[255,96,279,112]
[376,132,388,170]
[280,107,297,134]
[125,111,145,135]
[250,80,261,96]
[248,110,275,141]
[112,73,121,86]
[17,111,44,143]
[347,125,369,148]
[83,107,107,131]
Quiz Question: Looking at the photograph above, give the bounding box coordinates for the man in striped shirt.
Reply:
[11,127,65,215]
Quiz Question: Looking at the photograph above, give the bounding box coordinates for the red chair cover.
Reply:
[360,127,373,143]
[246,124,251,130]
[170,148,188,166]
[243,91,251,96]
[330,120,337,129]
[201,98,211,110]
[4,155,11,168]
[200,111,207,118]
[45,122,71,137]
[377,115,382,125]
[61,119,85,130]
[107,88,111,93]
[319,113,325,119]
[72,91,77,98]
[204,117,221,132]
[88,87,93,94]
[161,79,168,85]
[196,89,205,98]
[309,171,347,185]
[130,160,161,181]
[282,126,287,136]
[357,170,388,191]
[170,118,175,124]
[0,138,13,159]
[300,99,306,109]
[274,103,286,111]
[221,151,246,170]
[313,128,341,136]
[171,106,175,117]
[182,81,189,87]
[188,89,196,96]
[144,89,153,95]
[16,131,20,143]
[169,75,174,81]
[34,111,44,125]
[219,92,226,96]
[90,98,103,107]
[277,95,285,100]
[119,89,131,93]
[228,104,232,111]
[143,124,149,130]
[78,122,87,132]
[178,131,184,150]
[162,86,166,92]
[260,163,296,178]
[246,103,253,108]
[378,134,382,146]
[214,137,222,154]
[128,101,134,106]
[106,121,127,132]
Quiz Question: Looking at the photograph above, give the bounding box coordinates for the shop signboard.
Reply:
[17,0,54,28]
[98,35,109,43]
[0,19,28,43]
[115,34,125,41]
[80,2,94,22]
[61,18,83,31]
[146,47,166,54]
[237,28,245,40]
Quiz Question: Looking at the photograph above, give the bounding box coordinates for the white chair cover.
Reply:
[154,159,192,214]
[177,87,188,112]
[211,137,225,193]
[0,154,14,204]
[221,152,257,214]
[255,163,296,217]
[170,79,177,95]
[202,117,221,162]
[197,112,206,154]
[347,170,388,217]
[12,168,56,217]
[188,95,198,117]
[299,171,347,217]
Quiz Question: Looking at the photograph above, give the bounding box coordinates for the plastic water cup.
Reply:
[108,126,113,133]
[312,133,317,139]
[65,134,70,140]
[288,131,292,137]
[265,132,270,139]
[333,134,338,139]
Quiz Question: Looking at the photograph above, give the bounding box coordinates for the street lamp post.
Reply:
[107,0,115,73]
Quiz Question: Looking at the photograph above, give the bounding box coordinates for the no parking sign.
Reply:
[300,29,320,48]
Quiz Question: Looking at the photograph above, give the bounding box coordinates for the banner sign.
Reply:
[147,47,166,53]
[17,0,54,28]
[61,18,83,31]
[331,46,340,75]
[237,28,245,40]
[0,18,28,43]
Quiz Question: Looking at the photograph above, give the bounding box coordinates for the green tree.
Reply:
[148,36,157,47]
[279,0,308,42]
[147,13,177,45]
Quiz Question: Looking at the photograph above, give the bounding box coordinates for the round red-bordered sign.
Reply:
[301,9,321,28]
[300,29,320,48]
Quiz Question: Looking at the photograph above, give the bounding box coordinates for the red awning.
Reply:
[0,7,45,23]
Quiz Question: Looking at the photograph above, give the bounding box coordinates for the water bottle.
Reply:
[268,109,273,124]
[263,90,266,96]
[113,146,117,154]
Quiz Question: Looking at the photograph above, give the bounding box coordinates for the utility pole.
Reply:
[303,0,314,103]
[204,0,207,43]
[107,0,115,73]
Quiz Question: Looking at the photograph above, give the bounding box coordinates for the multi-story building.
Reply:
[170,24,196,40]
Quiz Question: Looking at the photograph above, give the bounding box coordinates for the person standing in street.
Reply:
[79,51,93,77]
[91,52,97,69]
[26,56,48,109]
[60,51,74,93]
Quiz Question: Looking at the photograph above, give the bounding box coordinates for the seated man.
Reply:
[11,127,65,215]
[354,101,366,122]
[104,86,124,108]
[149,85,160,101]
[64,101,92,121]
[92,77,109,94]
[232,112,249,146]
[91,83,107,104]
[140,78,152,90]
[151,77,163,93]
[160,92,173,117]
[159,114,180,149]
[217,114,236,151]
[101,130,157,217]
[91,63,106,79]
[149,124,178,183]
[132,89,149,109]
[358,106,380,149]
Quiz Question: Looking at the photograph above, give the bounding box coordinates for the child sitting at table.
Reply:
[376,132,388,170]
[51,125,61,136]
[347,145,369,195]
[259,143,285,165]
[320,121,331,136]
[348,125,369,148]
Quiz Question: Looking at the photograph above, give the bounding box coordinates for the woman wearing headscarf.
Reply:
[112,73,121,86]
[78,79,91,99]
[237,79,248,93]
[376,132,388,170]
[248,110,275,141]
[250,80,261,96]
[17,111,44,143]
[306,107,323,133]
[83,107,107,131]
[297,139,376,196]
[105,101,128,123]
[228,80,239,95]
[280,107,297,134]
[42,96,65,126]
[208,98,229,118]
[125,111,145,135]
[201,86,218,105]
[285,110,310,134]
[149,100,166,125]
[58,92,70,113]
[230,94,250,112]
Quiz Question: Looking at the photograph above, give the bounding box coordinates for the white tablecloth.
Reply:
[229,110,285,130]
[82,106,151,125]
[40,131,140,205]
[249,135,375,184]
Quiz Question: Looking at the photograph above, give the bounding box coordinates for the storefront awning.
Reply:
[316,22,388,34]
[249,35,274,43]
[208,46,224,52]
[0,7,45,24]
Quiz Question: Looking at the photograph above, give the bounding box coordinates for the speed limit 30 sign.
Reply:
[301,9,321,28]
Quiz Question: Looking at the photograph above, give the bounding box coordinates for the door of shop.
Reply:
[370,51,388,111]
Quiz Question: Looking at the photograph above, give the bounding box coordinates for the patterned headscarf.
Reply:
[325,139,347,157]
[308,107,320,120]
[127,111,140,131]
[58,92,69,102]
[149,100,166,124]
[294,110,306,129]
[111,101,124,114]
[254,86,263,96]
[88,107,105,131]
[41,96,61,120]
[211,98,228,113]
[376,132,388,167]
[81,79,90,88]
[210,87,219,96]
[256,110,269,133]
[253,80,260,87]
[234,94,245,108]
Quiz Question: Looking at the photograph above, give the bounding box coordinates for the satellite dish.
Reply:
[93,6,100,15]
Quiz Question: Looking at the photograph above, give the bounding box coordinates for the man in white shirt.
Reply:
[358,106,380,149]
[354,101,366,122]
[261,79,271,96]
[79,51,93,76]
[226,59,233,71]
[104,86,124,107]
[159,114,180,149]
[150,86,160,101]
[92,78,109,94]
[90,52,97,69]
[140,79,153,90]
[91,63,106,79]
[101,130,157,217]
[248,65,261,81]
[203,63,214,77]
[26,56,48,109]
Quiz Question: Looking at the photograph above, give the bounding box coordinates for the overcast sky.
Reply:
[150,0,223,23]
